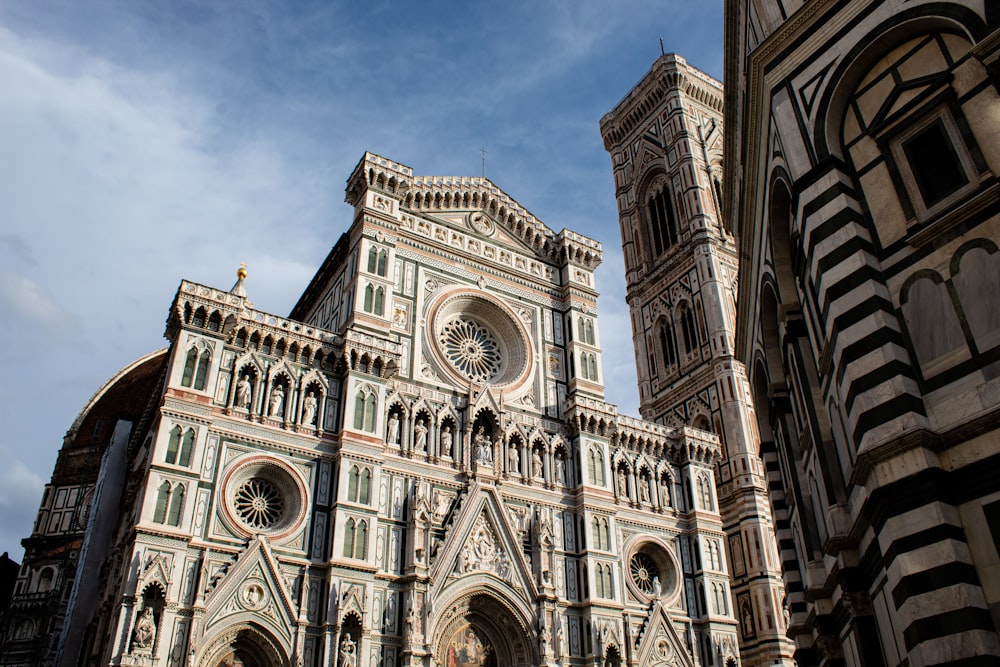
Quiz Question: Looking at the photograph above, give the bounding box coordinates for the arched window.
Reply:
[646,182,680,255]
[588,448,605,486]
[376,250,387,277]
[363,284,374,312]
[680,304,698,354]
[355,520,368,559]
[193,351,210,390]
[37,568,54,593]
[178,429,195,467]
[658,318,677,369]
[367,247,378,273]
[587,353,598,381]
[153,482,170,524]
[347,465,359,502]
[359,468,371,504]
[343,518,356,558]
[373,287,384,316]
[584,319,595,345]
[698,475,713,510]
[165,426,181,465]
[167,484,184,526]
[353,388,377,432]
[364,393,377,432]
[580,351,590,380]
[181,348,198,387]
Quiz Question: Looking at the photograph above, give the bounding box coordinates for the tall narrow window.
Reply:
[359,468,371,504]
[166,427,181,465]
[178,429,195,467]
[355,520,368,559]
[367,247,378,273]
[587,354,598,381]
[376,250,387,276]
[363,284,374,312]
[347,465,359,502]
[153,482,170,524]
[680,305,698,354]
[353,393,366,430]
[364,394,376,432]
[373,287,384,316]
[167,484,184,526]
[193,352,210,390]
[343,518,356,557]
[181,348,198,387]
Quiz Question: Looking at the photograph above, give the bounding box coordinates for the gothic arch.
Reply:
[814,9,986,159]
[429,588,538,667]
[196,622,288,667]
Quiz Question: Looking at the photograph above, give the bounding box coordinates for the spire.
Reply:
[231,263,248,298]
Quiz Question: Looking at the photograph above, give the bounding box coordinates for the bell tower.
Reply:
[601,55,795,667]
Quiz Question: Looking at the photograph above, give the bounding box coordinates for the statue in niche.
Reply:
[387,413,400,445]
[235,375,252,409]
[659,475,671,506]
[617,468,628,498]
[414,419,428,452]
[339,634,357,667]
[555,455,566,484]
[440,425,453,457]
[432,488,448,521]
[474,426,492,464]
[640,476,651,503]
[532,449,544,478]
[132,607,156,650]
[302,391,317,425]
[508,443,520,473]
[269,384,284,418]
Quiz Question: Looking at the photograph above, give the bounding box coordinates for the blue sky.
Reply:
[0,0,724,558]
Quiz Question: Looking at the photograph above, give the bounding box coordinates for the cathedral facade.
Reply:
[600,55,795,667]
[2,153,742,667]
[724,1,1000,665]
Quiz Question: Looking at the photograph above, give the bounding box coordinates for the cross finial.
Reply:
[480,147,487,178]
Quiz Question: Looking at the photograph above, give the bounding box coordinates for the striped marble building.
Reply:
[724,1,1000,665]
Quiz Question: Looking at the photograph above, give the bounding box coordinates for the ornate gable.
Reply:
[201,537,298,654]
[429,483,537,602]
[634,602,695,667]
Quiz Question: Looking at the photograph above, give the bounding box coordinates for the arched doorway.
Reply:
[433,593,536,667]
[198,625,287,667]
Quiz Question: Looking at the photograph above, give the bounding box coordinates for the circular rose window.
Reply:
[625,537,681,604]
[219,455,308,542]
[427,290,532,390]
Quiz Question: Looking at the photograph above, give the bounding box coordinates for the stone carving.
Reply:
[132,607,155,651]
[555,456,566,484]
[456,515,514,583]
[302,392,317,426]
[235,375,252,409]
[387,413,400,445]
[474,427,493,465]
[508,443,520,474]
[440,426,453,457]
[640,476,651,503]
[532,449,544,479]
[414,419,427,452]
[339,634,357,667]
[269,385,285,418]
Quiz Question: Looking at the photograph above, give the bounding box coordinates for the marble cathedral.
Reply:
[2,152,744,667]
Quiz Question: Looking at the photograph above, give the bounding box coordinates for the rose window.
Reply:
[629,552,659,594]
[219,455,308,542]
[234,478,284,530]
[427,291,533,390]
[439,318,503,384]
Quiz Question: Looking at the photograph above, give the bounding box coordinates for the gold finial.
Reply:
[237,263,247,280]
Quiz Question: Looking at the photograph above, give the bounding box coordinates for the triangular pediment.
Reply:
[634,602,696,667]
[429,483,537,601]
[412,208,547,258]
[201,537,297,654]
